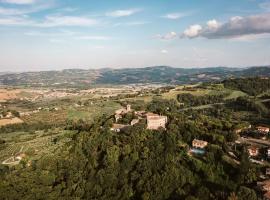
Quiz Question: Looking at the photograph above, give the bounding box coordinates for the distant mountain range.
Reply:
[0,66,270,87]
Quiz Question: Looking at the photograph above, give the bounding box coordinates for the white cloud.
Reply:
[38,15,98,27]
[106,9,141,17]
[162,12,189,20]
[207,19,219,30]
[156,31,177,40]
[0,7,27,15]
[74,36,111,41]
[113,21,149,27]
[0,2,53,16]
[183,25,202,38]
[0,15,99,27]
[1,0,36,4]
[0,16,34,25]
[180,13,270,39]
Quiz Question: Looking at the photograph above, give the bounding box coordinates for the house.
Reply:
[110,124,130,132]
[115,104,132,115]
[192,139,208,149]
[257,126,270,134]
[146,113,167,130]
[131,119,140,126]
[114,104,132,122]
[247,146,259,157]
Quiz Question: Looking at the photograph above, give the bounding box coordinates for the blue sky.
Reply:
[0,0,270,71]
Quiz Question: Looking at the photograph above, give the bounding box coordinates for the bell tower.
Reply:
[127,104,131,112]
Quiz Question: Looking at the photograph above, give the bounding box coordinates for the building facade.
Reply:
[146,114,167,130]
[192,139,208,149]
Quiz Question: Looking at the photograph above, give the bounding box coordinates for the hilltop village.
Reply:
[2,77,270,199]
[112,104,167,131]
[110,102,270,199]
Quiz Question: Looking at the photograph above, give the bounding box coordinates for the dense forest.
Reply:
[177,93,229,107]
[223,77,270,96]
[0,98,263,200]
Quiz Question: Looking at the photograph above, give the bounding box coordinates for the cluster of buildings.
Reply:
[111,104,210,156]
[111,104,168,132]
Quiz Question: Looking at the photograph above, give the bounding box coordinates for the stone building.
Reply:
[146,113,167,130]
[114,104,132,122]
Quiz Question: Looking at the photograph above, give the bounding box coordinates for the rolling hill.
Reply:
[0,66,269,87]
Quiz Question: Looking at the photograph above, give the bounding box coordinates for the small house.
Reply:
[192,139,208,149]
[257,126,270,134]
[247,146,259,157]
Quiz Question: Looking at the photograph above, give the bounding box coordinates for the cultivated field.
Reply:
[0,117,24,127]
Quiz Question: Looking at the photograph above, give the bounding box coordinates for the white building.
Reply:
[146,113,167,130]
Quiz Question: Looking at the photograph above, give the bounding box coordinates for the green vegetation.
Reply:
[223,77,270,96]
[2,77,270,199]
[177,93,229,107]
[0,96,266,199]
[2,66,270,87]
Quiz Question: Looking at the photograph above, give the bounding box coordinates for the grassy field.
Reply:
[162,84,248,101]
[121,95,154,103]
[224,90,247,100]
[162,88,212,100]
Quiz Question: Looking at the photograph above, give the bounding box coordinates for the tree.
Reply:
[237,186,257,200]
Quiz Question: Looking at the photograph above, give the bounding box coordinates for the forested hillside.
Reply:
[0,98,261,200]
[223,77,270,96]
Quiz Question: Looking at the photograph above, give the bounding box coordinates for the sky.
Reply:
[0,0,270,72]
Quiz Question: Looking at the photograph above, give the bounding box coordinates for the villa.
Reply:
[192,139,208,149]
[146,113,167,130]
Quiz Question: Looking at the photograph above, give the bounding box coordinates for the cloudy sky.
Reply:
[0,0,270,71]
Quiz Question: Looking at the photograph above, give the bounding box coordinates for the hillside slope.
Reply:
[0,66,269,87]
